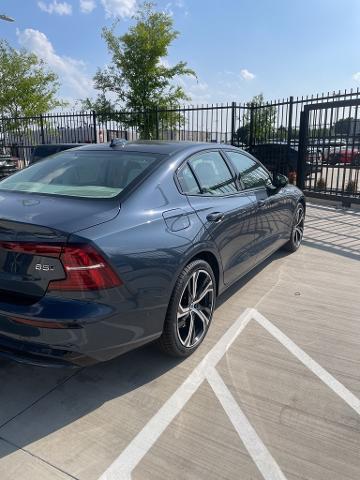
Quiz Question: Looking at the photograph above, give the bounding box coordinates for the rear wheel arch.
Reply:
[169,248,222,302]
[188,251,220,296]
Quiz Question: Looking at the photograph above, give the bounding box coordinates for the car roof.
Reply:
[71,140,238,156]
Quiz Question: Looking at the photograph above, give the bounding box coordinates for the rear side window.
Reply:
[188,151,237,196]
[177,164,200,194]
[0,150,163,199]
[226,151,271,189]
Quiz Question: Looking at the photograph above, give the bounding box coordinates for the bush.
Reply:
[345,180,358,194]
[316,178,326,190]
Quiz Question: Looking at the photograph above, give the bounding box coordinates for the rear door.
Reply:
[177,150,258,286]
[225,150,291,262]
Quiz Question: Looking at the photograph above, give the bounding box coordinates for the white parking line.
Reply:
[98,308,257,480]
[253,310,360,416]
[207,368,287,480]
[98,307,360,480]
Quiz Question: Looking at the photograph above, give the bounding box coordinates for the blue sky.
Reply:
[1,0,360,106]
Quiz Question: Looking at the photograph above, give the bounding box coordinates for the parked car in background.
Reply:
[323,146,360,166]
[0,141,305,367]
[29,143,85,165]
[0,150,17,179]
[247,143,322,177]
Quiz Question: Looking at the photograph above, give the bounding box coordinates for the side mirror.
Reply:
[273,173,288,188]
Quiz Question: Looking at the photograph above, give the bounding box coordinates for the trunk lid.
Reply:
[0,191,120,300]
[0,191,120,233]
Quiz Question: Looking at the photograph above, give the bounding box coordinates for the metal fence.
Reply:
[1,88,360,203]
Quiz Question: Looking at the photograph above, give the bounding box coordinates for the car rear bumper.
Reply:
[0,293,165,367]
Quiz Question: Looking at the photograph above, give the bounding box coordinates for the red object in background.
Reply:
[288,171,297,184]
[326,147,360,165]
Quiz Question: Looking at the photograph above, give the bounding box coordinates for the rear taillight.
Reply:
[0,241,122,292]
[0,241,61,256]
[48,245,122,291]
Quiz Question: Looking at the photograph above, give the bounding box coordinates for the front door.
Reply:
[177,150,258,285]
[224,150,290,263]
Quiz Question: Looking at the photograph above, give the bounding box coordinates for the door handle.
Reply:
[206,212,224,223]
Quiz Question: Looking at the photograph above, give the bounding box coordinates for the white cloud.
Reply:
[17,28,93,99]
[100,0,136,18]
[164,2,174,16]
[240,68,255,81]
[165,0,189,16]
[179,78,211,103]
[80,0,96,13]
[192,82,209,92]
[38,1,72,15]
[353,72,360,82]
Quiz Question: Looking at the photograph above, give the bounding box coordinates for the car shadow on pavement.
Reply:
[0,343,186,462]
[217,249,290,308]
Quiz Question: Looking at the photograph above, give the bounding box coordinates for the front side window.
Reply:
[188,151,237,196]
[226,151,271,190]
[0,150,163,199]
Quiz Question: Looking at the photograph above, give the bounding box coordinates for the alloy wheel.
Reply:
[293,205,305,248]
[176,269,214,348]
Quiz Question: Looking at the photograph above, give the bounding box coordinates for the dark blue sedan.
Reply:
[0,141,305,367]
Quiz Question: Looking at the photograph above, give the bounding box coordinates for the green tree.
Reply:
[234,94,277,145]
[0,40,64,120]
[83,2,196,138]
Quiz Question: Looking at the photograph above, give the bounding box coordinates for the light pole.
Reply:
[0,14,14,22]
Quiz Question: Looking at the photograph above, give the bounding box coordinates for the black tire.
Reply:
[283,202,305,253]
[157,259,216,357]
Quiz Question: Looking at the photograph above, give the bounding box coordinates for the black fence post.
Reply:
[39,114,45,144]
[297,109,309,190]
[248,103,255,151]
[92,111,97,143]
[286,96,294,162]
[0,116,3,150]
[230,101,236,146]
[155,108,159,140]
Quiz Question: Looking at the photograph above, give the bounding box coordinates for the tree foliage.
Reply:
[234,94,277,145]
[0,40,64,121]
[83,2,196,137]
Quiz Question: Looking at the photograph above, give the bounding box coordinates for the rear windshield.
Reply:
[0,150,163,198]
